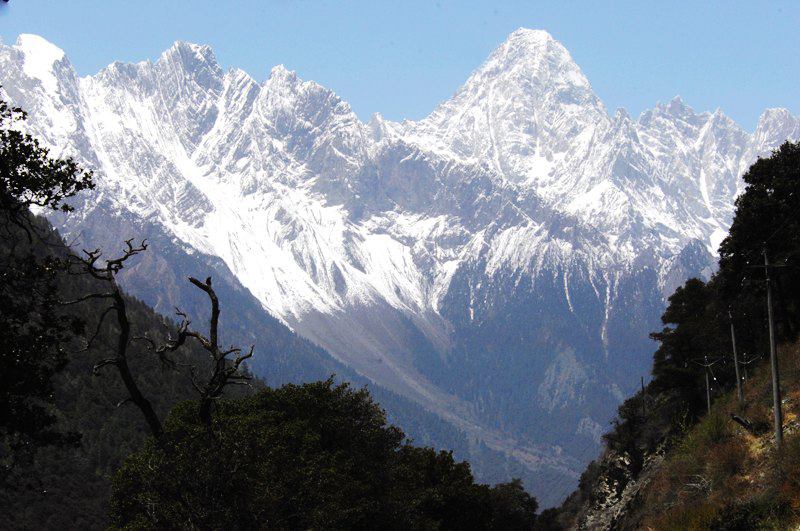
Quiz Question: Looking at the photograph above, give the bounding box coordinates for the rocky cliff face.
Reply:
[1,29,797,505]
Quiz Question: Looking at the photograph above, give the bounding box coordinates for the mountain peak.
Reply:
[13,34,67,93]
[268,64,297,81]
[493,27,569,65]
[505,27,556,46]
[168,40,213,55]
[159,40,219,70]
[710,107,733,123]
[265,64,306,93]
[655,95,699,120]
[758,107,793,123]
[473,27,590,93]
[15,34,65,61]
[754,108,800,140]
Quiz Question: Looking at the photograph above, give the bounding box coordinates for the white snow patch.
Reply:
[17,34,65,93]
[563,271,574,313]
[709,227,727,255]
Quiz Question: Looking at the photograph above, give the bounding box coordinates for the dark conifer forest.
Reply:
[0,96,539,529]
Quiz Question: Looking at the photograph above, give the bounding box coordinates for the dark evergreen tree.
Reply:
[0,91,93,472]
[0,94,93,238]
[110,379,538,530]
[718,141,800,340]
[650,278,723,396]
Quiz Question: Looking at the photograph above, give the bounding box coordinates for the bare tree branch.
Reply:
[92,358,118,375]
[68,238,163,439]
[60,292,115,305]
[146,275,255,427]
[81,304,115,352]
[116,397,132,409]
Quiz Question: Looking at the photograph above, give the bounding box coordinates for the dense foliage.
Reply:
[0,248,83,463]
[0,95,93,233]
[111,379,537,530]
[718,141,800,326]
[0,245,83,462]
[0,93,93,471]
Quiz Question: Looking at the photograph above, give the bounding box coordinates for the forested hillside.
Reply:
[0,215,252,529]
[543,141,800,529]
[0,96,539,529]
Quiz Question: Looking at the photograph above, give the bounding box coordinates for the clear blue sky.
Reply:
[1,0,798,130]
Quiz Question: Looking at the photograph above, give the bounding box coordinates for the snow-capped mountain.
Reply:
[1,29,797,505]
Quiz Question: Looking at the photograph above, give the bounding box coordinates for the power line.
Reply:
[689,356,722,414]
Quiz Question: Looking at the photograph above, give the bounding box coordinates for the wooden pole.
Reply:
[729,309,744,406]
[764,248,783,448]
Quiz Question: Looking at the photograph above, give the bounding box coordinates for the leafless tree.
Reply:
[63,238,162,438]
[65,238,254,437]
[140,276,253,426]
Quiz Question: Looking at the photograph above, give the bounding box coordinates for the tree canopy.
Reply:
[110,379,538,530]
[0,95,93,235]
[649,141,800,407]
[718,141,800,337]
[0,92,93,469]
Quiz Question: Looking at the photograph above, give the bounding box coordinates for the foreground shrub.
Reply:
[707,438,747,489]
[772,433,800,506]
[109,379,537,529]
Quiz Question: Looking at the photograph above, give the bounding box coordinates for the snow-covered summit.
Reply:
[15,34,66,93]
[398,28,606,187]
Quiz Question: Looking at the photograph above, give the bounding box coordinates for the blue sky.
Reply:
[1,1,797,130]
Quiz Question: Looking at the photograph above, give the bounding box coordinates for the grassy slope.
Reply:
[547,341,800,530]
[633,341,800,529]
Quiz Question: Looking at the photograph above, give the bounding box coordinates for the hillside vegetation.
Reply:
[0,95,539,529]
[542,141,800,529]
[553,341,800,529]
[639,340,800,528]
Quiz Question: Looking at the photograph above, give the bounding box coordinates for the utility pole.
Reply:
[764,248,783,448]
[739,352,761,385]
[691,356,720,415]
[747,246,787,448]
[729,309,744,406]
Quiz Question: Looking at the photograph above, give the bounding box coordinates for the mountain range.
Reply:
[1,28,797,506]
